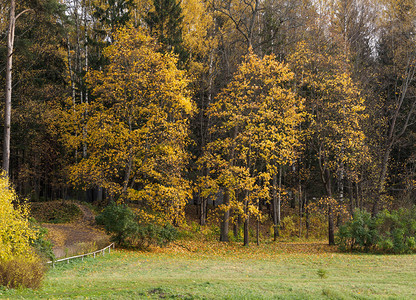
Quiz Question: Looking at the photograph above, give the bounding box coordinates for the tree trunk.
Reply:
[298,184,302,238]
[327,175,335,245]
[278,165,282,230]
[220,190,230,242]
[3,0,16,175]
[328,204,335,245]
[97,186,103,202]
[349,180,354,215]
[233,209,239,239]
[122,156,133,198]
[272,166,282,241]
[373,146,392,216]
[82,1,88,158]
[244,216,249,246]
[272,172,278,240]
[243,193,249,246]
[256,217,260,246]
[305,195,309,239]
[327,181,335,246]
[122,117,133,201]
[256,196,260,245]
[199,196,206,226]
[319,147,335,245]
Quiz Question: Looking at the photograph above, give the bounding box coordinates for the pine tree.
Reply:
[145,0,188,64]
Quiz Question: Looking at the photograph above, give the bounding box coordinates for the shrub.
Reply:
[0,175,37,261]
[337,207,416,254]
[29,220,55,261]
[95,202,139,246]
[307,214,327,239]
[280,216,297,238]
[0,256,45,289]
[133,223,178,249]
[406,236,416,250]
[376,237,392,253]
[0,174,45,289]
[96,202,178,249]
[376,208,416,254]
[155,224,179,246]
[337,209,378,252]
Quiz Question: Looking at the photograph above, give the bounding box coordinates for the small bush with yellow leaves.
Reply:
[0,173,45,289]
[0,256,45,289]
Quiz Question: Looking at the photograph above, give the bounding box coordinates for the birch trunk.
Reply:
[3,0,15,175]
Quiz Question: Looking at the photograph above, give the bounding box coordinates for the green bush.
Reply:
[377,238,393,252]
[337,207,416,254]
[29,220,55,261]
[0,256,45,289]
[406,236,416,250]
[95,203,178,249]
[337,209,378,252]
[376,208,416,253]
[156,224,179,246]
[95,202,139,246]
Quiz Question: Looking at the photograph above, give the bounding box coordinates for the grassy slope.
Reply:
[2,241,416,299]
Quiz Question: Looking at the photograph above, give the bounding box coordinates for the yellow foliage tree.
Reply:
[289,41,369,245]
[69,26,195,225]
[202,50,304,245]
[181,0,215,75]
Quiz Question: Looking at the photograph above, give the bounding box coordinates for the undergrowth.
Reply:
[30,201,82,223]
[0,257,45,289]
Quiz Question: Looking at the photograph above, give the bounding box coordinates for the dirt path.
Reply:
[73,202,96,225]
[43,203,110,258]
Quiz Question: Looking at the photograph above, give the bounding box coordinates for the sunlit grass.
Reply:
[2,241,416,299]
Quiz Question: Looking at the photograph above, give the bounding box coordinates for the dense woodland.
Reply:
[1,0,416,245]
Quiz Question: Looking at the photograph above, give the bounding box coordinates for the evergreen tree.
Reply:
[93,0,135,41]
[145,0,188,64]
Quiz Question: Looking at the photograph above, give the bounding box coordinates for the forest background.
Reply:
[1,0,416,247]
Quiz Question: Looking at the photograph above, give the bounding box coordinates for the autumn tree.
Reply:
[211,0,263,50]
[202,50,304,245]
[369,0,416,214]
[180,0,217,225]
[290,42,369,245]
[68,26,195,224]
[93,0,135,36]
[260,0,312,58]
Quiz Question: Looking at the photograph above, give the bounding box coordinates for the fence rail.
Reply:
[47,243,115,267]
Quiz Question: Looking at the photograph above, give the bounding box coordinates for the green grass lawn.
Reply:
[2,241,416,299]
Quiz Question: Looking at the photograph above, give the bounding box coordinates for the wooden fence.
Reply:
[47,243,115,268]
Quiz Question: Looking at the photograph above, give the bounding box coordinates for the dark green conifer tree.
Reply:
[145,0,188,65]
